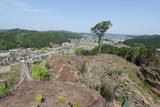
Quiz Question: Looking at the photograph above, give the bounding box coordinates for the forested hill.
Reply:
[123,34,160,48]
[0,29,7,32]
[0,29,81,50]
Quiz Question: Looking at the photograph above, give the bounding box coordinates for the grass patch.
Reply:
[32,65,50,81]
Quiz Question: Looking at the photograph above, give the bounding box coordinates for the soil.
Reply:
[0,80,106,107]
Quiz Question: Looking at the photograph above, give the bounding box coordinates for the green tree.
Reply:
[91,21,112,54]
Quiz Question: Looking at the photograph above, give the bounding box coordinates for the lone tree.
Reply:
[91,21,112,54]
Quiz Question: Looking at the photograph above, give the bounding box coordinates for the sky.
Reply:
[0,0,160,35]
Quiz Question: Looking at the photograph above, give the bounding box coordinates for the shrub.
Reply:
[0,83,10,94]
[57,93,66,103]
[71,101,82,107]
[76,44,156,66]
[81,61,88,73]
[32,65,50,80]
[45,61,50,69]
[75,48,96,56]
[31,104,38,107]
[75,48,83,55]
[32,61,41,65]
[35,95,43,102]
[100,85,113,102]
[89,85,99,91]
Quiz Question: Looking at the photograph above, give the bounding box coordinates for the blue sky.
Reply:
[0,0,160,34]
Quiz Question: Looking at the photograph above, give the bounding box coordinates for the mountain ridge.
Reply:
[0,28,81,50]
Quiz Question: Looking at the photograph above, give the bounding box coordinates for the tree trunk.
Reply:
[98,37,102,54]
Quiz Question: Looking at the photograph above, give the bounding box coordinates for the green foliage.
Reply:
[57,93,66,103]
[0,83,10,94]
[81,61,88,73]
[131,43,145,48]
[139,82,150,91]
[0,29,81,50]
[77,44,156,66]
[31,104,38,107]
[91,21,112,54]
[45,61,50,69]
[32,65,50,80]
[35,95,44,102]
[114,96,124,102]
[71,101,82,107]
[92,45,120,54]
[32,61,41,65]
[91,21,112,36]
[89,85,99,91]
[123,35,160,48]
[100,85,113,102]
[75,48,84,55]
[75,48,96,56]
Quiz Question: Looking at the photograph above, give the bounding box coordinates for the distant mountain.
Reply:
[80,33,93,37]
[80,32,140,37]
[123,34,160,48]
[105,33,138,37]
[47,30,73,33]
[0,28,81,50]
[0,29,7,32]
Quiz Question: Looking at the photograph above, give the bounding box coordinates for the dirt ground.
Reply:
[0,80,106,107]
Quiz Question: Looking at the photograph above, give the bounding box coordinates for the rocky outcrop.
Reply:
[138,56,160,96]
[139,67,160,89]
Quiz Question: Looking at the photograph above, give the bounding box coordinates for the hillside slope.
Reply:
[51,54,159,106]
[123,35,160,47]
[0,29,81,50]
[1,54,159,106]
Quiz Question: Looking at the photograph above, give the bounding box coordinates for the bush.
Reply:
[32,61,41,65]
[35,95,45,103]
[100,85,113,102]
[81,61,88,73]
[45,61,50,69]
[57,93,66,103]
[32,65,50,81]
[71,101,82,107]
[75,48,96,56]
[0,83,10,94]
[77,45,156,66]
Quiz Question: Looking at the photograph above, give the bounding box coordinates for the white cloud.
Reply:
[12,0,31,8]
[4,0,47,13]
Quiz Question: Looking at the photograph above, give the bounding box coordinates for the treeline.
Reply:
[0,29,81,50]
[123,35,160,48]
[75,45,156,66]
